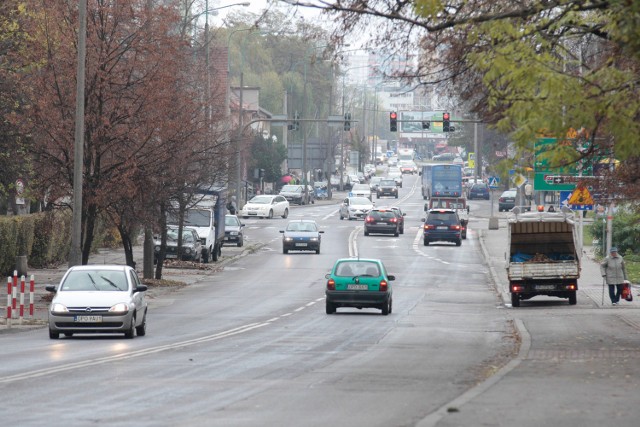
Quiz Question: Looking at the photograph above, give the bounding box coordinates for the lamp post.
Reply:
[225,27,260,209]
[69,0,87,267]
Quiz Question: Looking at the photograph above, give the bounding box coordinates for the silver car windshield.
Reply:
[61,270,129,292]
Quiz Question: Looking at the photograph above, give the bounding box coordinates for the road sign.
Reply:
[512,173,527,188]
[568,187,594,205]
[488,176,500,189]
[534,173,576,191]
[560,190,594,211]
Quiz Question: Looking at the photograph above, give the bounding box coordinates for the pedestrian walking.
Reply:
[600,247,628,305]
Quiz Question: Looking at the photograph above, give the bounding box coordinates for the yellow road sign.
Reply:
[568,187,594,205]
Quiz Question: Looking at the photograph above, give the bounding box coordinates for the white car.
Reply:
[339,196,374,220]
[240,195,289,219]
[350,183,372,200]
[387,167,403,188]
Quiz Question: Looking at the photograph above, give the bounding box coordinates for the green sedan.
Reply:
[325,258,395,315]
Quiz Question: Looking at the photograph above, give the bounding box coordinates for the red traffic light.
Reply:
[443,112,450,120]
[390,112,397,119]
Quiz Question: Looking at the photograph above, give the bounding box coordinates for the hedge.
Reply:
[0,210,72,275]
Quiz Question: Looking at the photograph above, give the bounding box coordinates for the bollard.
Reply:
[6,277,11,328]
[19,275,25,323]
[29,275,35,317]
[12,271,18,314]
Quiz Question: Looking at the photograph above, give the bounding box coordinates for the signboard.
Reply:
[559,190,594,211]
[534,137,580,191]
[468,153,475,169]
[399,111,445,133]
[488,176,500,189]
[511,173,527,188]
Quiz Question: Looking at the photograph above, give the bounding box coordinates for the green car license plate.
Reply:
[347,284,368,290]
[75,315,102,323]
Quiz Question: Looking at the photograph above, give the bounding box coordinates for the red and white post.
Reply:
[29,275,35,318]
[6,276,12,328]
[12,270,18,313]
[19,275,25,323]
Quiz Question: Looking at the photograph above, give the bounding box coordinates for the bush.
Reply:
[0,210,72,275]
[588,206,640,257]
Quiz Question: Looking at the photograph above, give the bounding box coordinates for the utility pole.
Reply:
[69,0,87,267]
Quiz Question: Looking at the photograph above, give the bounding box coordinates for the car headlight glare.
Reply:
[284,237,293,242]
[51,303,69,314]
[230,231,238,236]
[310,237,318,242]
[109,303,130,314]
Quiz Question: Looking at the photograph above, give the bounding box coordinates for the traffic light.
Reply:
[421,121,430,130]
[443,112,450,132]
[294,112,300,131]
[288,112,300,131]
[389,112,398,132]
[344,112,351,131]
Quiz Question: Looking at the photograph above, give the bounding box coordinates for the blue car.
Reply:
[280,220,324,254]
[468,183,490,200]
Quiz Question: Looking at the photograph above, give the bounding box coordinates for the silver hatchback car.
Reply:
[46,265,148,339]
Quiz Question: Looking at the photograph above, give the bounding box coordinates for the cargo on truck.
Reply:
[506,209,580,307]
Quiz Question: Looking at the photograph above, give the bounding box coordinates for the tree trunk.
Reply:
[81,203,98,265]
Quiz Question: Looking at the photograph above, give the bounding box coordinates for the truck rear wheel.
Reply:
[568,291,577,305]
[511,293,520,307]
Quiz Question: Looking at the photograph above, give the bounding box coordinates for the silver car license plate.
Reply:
[347,284,368,290]
[75,315,102,323]
[295,243,308,247]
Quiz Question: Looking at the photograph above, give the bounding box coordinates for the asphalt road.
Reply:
[1,173,639,426]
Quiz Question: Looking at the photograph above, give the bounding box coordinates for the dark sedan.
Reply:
[468,183,490,200]
[154,226,202,263]
[280,220,324,254]
[376,179,398,198]
[364,208,401,237]
[224,214,245,247]
[498,190,517,211]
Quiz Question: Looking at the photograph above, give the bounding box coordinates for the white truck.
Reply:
[506,209,580,307]
[426,197,469,239]
[168,186,227,263]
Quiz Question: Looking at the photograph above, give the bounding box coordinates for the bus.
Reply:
[420,164,463,199]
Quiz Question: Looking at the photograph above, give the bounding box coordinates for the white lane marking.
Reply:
[0,323,268,384]
[294,307,305,312]
[411,227,453,265]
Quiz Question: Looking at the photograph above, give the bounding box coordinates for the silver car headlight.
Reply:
[310,237,319,242]
[109,303,130,314]
[230,231,238,236]
[51,303,68,314]
[284,237,293,242]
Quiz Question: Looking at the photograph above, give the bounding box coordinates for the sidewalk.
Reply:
[477,216,636,308]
